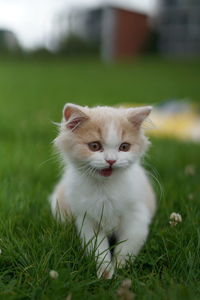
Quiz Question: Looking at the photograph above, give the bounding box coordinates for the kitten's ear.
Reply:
[128,106,152,129]
[63,103,88,130]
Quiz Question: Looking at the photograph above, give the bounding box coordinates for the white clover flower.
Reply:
[117,278,135,300]
[121,279,132,289]
[184,164,195,176]
[169,212,182,227]
[188,193,194,200]
[49,270,59,279]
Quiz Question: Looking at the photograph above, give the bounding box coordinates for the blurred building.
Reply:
[68,5,150,61]
[0,29,20,53]
[157,0,200,56]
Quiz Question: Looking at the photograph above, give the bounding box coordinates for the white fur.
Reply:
[50,104,156,279]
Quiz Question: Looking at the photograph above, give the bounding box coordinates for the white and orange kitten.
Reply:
[50,103,156,279]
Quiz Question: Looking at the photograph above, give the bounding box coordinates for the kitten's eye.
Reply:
[119,143,131,152]
[88,142,102,152]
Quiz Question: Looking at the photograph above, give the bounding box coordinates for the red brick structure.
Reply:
[68,5,150,61]
[114,8,150,59]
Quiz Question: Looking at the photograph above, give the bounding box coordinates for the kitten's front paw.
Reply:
[97,263,114,279]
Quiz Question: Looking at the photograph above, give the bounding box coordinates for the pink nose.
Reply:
[106,160,116,166]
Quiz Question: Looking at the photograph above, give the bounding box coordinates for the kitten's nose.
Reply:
[106,160,116,166]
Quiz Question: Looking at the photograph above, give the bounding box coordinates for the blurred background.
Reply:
[0,0,200,143]
[1,0,200,59]
[0,0,158,58]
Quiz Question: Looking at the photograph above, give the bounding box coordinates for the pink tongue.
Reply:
[99,167,113,177]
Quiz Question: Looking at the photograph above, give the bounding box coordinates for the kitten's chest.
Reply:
[89,192,121,232]
[70,180,128,232]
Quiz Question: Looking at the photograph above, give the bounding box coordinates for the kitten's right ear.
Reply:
[63,103,88,131]
[128,106,152,129]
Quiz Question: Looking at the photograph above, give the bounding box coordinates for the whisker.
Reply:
[39,153,59,167]
[78,165,92,178]
[51,120,62,127]
[144,161,164,201]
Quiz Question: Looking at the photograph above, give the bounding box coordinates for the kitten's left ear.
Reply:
[63,103,89,130]
[128,106,152,129]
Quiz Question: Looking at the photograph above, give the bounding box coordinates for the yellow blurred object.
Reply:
[119,101,200,142]
[150,111,200,141]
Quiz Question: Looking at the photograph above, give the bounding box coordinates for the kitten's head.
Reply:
[55,103,152,179]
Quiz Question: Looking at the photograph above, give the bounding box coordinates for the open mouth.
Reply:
[99,167,113,177]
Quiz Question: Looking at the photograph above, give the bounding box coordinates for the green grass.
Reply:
[0,56,200,300]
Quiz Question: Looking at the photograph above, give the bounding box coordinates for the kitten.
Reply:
[50,103,156,279]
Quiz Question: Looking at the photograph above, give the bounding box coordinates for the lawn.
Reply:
[0,56,200,300]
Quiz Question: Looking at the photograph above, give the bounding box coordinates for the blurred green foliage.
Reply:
[58,34,99,56]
